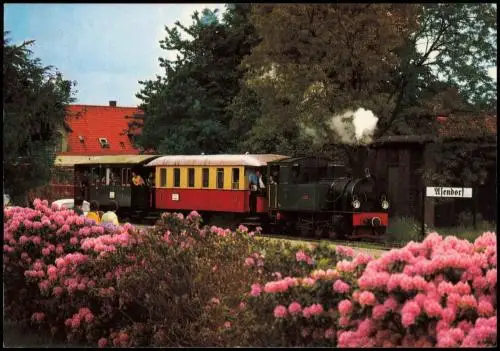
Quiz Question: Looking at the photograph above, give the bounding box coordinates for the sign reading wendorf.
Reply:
[426,187,473,198]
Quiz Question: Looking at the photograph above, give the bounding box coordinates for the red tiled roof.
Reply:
[436,116,497,138]
[61,105,144,155]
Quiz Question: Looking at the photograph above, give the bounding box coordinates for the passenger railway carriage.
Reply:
[73,155,159,213]
[73,153,390,240]
[146,154,288,216]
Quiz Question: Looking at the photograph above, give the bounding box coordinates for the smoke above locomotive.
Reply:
[302,107,379,146]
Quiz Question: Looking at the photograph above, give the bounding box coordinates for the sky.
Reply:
[4,4,497,108]
[4,3,224,107]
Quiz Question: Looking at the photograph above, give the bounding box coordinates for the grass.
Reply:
[429,225,497,242]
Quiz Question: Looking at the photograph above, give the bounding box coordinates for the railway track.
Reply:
[257,233,405,251]
[131,222,404,253]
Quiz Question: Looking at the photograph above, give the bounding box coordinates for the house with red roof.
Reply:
[58,101,143,156]
[38,101,146,202]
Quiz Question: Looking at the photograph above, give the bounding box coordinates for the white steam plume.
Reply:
[327,108,379,145]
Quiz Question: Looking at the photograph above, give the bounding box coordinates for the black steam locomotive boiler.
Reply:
[266,156,390,239]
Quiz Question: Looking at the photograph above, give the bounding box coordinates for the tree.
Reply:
[231,4,418,156]
[3,32,76,205]
[233,4,496,152]
[134,5,260,155]
[377,3,497,137]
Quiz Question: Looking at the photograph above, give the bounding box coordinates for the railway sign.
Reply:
[426,187,473,198]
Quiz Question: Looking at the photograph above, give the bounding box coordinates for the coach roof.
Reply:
[55,154,160,166]
[146,154,290,167]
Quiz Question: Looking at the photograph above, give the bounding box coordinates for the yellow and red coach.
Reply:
[146,154,288,213]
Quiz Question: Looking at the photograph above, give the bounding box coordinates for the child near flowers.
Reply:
[86,201,101,223]
[101,200,119,225]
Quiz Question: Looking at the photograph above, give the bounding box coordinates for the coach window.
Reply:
[232,168,240,190]
[160,168,167,187]
[121,168,131,187]
[202,168,210,188]
[90,168,96,186]
[216,168,224,189]
[173,168,181,187]
[188,168,195,188]
[110,168,121,186]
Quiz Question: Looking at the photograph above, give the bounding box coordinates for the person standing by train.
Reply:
[101,200,120,225]
[248,169,263,215]
[131,171,145,186]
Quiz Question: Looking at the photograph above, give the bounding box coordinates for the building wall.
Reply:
[373,140,496,228]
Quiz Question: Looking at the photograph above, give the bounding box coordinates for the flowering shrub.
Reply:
[4,200,497,347]
[4,201,260,347]
[239,232,497,347]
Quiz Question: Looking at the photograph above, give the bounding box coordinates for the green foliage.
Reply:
[3,32,75,204]
[386,216,423,243]
[228,4,496,157]
[135,5,260,155]
[423,139,496,188]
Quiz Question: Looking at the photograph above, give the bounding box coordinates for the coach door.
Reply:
[268,164,279,209]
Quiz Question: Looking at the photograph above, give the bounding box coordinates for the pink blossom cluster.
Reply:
[335,245,355,258]
[332,279,350,294]
[310,269,339,280]
[295,250,313,265]
[250,283,262,297]
[302,303,324,318]
[244,252,264,267]
[111,331,130,347]
[64,307,95,329]
[31,312,45,322]
[335,232,497,347]
[288,301,302,315]
[263,277,298,294]
[186,210,201,221]
[209,225,233,237]
[80,231,137,253]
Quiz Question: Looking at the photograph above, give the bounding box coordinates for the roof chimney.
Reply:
[109,100,117,107]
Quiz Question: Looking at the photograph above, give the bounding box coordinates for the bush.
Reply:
[4,200,497,347]
[3,200,261,347]
[240,233,497,347]
[386,216,423,244]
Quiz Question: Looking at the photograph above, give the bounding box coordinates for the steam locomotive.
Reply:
[73,154,389,240]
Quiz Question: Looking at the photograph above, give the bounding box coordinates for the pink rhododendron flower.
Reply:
[302,304,323,318]
[98,338,107,348]
[333,279,350,294]
[358,291,376,306]
[296,250,308,262]
[244,257,255,267]
[336,245,355,257]
[274,305,288,318]
[338,299,353,315]
[31,312,45,322]
[250,283,262,297]
[288,301,302,315]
